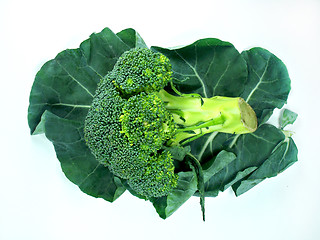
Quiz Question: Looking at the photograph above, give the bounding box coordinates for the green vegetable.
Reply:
[83,47,257,199]
[28,27,298,220]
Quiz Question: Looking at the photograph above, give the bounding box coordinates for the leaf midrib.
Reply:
[245,56,271,103]
[55,59,95,98]
[174,50,208,98]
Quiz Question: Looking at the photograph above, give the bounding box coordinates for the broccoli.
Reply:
[84,48,257,198]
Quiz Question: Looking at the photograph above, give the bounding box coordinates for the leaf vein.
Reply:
[212,61,231,96]
[245,56,271,103]
[79,163,101,186]
[55,59,94,98]
[174,50,208,98]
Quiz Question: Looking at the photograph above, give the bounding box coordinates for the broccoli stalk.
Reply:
[156,88,257,146]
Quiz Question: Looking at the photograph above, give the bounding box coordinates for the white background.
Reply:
[1,0,319,239]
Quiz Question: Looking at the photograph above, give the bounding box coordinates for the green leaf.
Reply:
[28,28,145,201]
[28,48,98,134]
[279,109,298,129]
[151,171,197,219]
[202,150,237,182]
[151,41,296,216]
[151,38,248,98]
[151,150,238,219]
[189,46,293,173]
[156,42,295,201]
[233,137,298,196]
[28,27,143,135]
[195,150,239,197]
[222,167,257,191]
[44,111,126,202]
[240,48,291,124]
[120,179,148,200]
[202,124,298,196]
[116,28,148,49]
[185,153,205,221]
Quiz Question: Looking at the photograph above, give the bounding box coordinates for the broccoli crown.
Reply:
[112,48,172,96]
[84,48,178,197]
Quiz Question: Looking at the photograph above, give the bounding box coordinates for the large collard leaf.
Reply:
[151,38,248,98]
[151,151,238,219]
[197,48,295,195]
[233,137,298,196]
[152,125,298,218]
[28,27,146,134]
[43,111,125,202]
[28,48,97,134]
[184,48,292,164]
[201,124,298,196]
[28,28,147,202]
[151,41,296,216]
[152,44,292,163]
[240,47,291,124]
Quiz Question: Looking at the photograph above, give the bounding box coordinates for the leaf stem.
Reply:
[186,152,205,221]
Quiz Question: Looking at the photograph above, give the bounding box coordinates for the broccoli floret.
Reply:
[112,48,172,96]
[120,92,176,152]
[84,48,257,198]
[128,150,178,197]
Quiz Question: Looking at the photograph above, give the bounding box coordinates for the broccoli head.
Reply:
[84,48,257,198]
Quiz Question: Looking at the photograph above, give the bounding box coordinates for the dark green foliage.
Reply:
[28,27,298,220]
[28,27,146,202]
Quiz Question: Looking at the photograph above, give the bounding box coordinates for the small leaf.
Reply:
[279,109,298,129]
[120,179,148,200]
